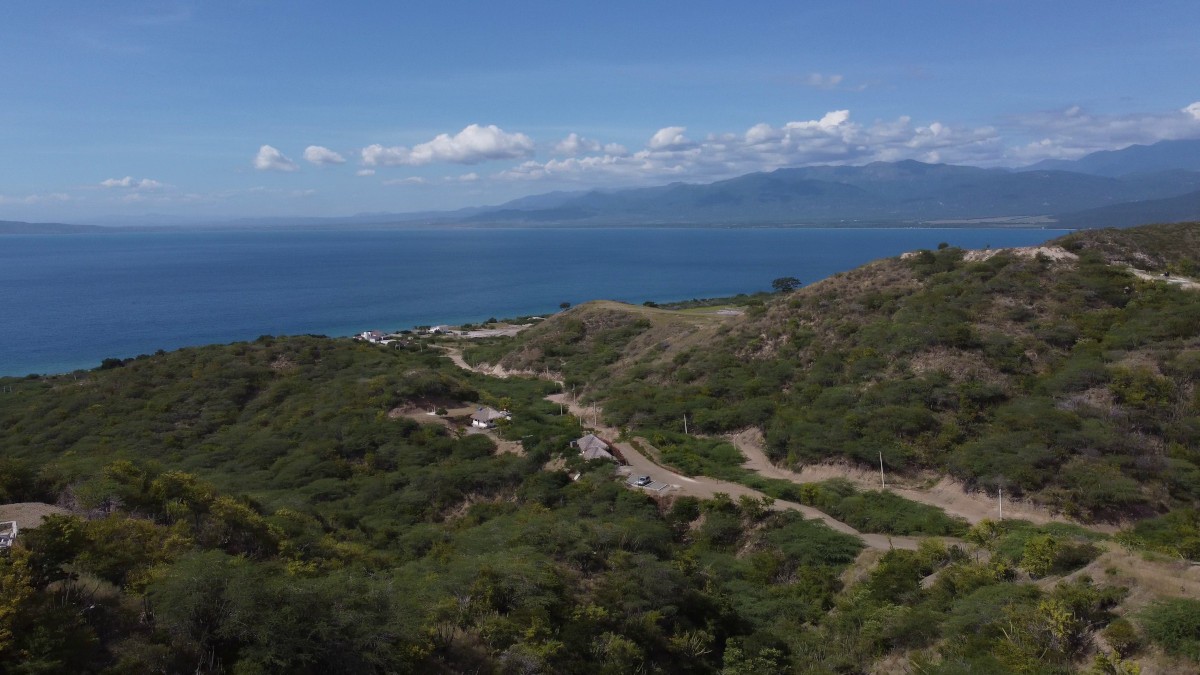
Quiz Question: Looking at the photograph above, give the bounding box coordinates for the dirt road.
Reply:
[546,394,921,550]
[442,347,553,381]
[727,429,1098,529]
[448,349,942,550]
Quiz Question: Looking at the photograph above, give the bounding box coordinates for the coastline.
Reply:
[0,227,1069,378]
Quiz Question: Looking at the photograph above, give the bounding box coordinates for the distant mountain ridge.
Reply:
[0,220,105,234]
[1024,138,1200,176]
[11,138,1200,231]
[453,139,1200,226]
[1058,188,1200,228]
[456,154,1200,226]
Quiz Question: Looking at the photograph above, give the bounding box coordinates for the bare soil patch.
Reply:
[465,426,525,456]
[961,245,1079,263]
[386,401,475,429]
[0,502,70,527]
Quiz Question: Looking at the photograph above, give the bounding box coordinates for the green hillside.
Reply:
[469,223,1200,523]
[1,224,1199,673]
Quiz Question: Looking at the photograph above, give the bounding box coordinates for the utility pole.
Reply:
[999,486,1003,520]
[683,414,688,435]
[879,451,886,488]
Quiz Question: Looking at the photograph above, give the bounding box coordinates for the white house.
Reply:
[470,406,511,429]
[359,330,386,343]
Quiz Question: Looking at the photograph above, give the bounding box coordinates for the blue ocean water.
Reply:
[0,227,1068,376]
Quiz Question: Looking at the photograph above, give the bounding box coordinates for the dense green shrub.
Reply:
[1141,598,1200,661]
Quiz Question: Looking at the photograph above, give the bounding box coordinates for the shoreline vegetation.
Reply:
[1,223,1198,672]
[2,292,776,379]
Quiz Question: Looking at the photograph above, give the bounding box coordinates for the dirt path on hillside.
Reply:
[545,394,922,551]
[1127,267,1200,291]
[444,347,1118,541]
[447,347,950,550]
[727,429,1109,530]
[442,347,555,381]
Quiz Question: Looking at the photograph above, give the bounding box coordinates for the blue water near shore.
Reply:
[0,227,1068,376]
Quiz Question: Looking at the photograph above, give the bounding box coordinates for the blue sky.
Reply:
[3,1,1199,222]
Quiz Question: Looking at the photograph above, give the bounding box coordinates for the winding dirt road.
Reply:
[553,394,921,550]
[445,348,1030,550]
[442,348,1135,549]
[728,429,1118,534]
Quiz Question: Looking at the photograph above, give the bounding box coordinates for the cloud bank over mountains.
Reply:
[254,102,1200,189]
[8,102,1200,219]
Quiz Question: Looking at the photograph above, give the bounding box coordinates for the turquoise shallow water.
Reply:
[0,227,1068,376]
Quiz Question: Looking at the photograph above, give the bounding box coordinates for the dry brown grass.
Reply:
[908,347,1009,388]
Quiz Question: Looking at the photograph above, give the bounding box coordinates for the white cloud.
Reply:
[254,145,299,172]
[498,103,1200,185]
[360,145,407,167]
[648,126,692,150]
[303,145,346,165]
[802,72,844,89]
[356,169,376,177]
[362,124,534,167]
[500,110,1004,184]
[555,133,601,156]
[1004,103,1200,162]
[100,176,163,190]
[449,172,479,182]
[382,176,426,185]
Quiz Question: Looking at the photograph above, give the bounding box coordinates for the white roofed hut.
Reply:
[571,433,626,463]
[470,406,512,429]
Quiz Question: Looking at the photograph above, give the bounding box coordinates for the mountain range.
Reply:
[13,139,1200,232]
[451,139,1200,227]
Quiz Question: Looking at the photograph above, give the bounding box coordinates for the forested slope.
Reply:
[2,225,1199,673]
[0,337,870,672]
[469,223,1200,524]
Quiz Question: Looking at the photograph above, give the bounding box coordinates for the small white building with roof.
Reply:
[470,406,512,429]
[571,433,618,462]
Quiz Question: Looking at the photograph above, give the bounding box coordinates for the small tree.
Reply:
[559,302,571,310]
[1021,534,1061,578]
[771,277,801,293]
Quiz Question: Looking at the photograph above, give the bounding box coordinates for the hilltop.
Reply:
[467,222,1200,524]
